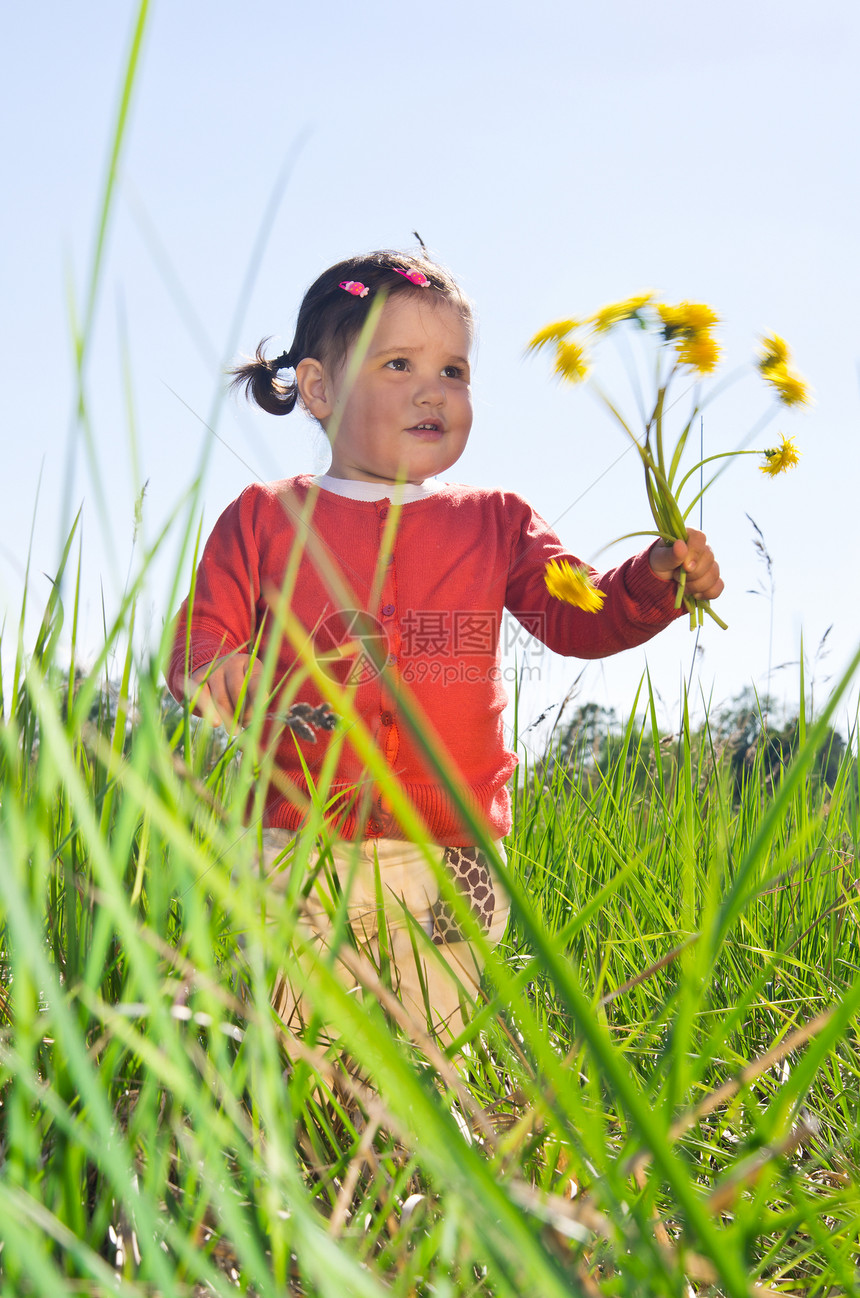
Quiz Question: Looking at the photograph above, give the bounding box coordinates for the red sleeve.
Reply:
[504,494,683,658]
[165,488,263,700]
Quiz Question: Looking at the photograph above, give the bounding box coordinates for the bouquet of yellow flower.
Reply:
[528,296,808,629]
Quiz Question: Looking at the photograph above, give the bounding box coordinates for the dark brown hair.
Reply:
[228,250,472,416]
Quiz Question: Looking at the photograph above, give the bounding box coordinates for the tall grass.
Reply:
[1,531,859,1296]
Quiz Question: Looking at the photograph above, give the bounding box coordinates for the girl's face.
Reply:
[298,294,473,485]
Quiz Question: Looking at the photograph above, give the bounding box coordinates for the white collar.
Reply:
[312,474,441,503]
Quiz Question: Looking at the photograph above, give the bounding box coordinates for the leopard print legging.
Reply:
[430,847,497,945]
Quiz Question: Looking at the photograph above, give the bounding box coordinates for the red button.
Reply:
[381,603,395,616]
[381,711,394,726]
[379,507,389,520]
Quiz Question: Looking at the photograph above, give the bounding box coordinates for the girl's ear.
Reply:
[295,358,333,423]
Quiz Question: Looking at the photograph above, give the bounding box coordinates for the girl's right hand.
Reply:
[188,654,263,729]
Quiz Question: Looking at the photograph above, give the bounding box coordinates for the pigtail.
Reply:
[228,338,298,416]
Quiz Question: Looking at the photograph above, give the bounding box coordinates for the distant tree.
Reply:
[712,688,847,797]
[543,702,664,796]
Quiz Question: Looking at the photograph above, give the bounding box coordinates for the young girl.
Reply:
[167,249,723,1043]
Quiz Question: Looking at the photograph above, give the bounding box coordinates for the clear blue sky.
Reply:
[2,1,858,739]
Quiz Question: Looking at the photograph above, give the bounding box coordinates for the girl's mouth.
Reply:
[407,422,443,439]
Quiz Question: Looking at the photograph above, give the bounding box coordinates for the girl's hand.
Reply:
[188,654,263,729]
[649,528,724,602]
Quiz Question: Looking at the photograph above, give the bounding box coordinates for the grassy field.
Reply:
[1,534,859,1296]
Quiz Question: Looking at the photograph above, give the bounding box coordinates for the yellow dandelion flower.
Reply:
[676,332,721,375]
[544,559,606,612]
[657,304,683,336]
[589,292,655,334]
[757,334,790,373]
[658,301,719,338]
[762,362,810,408]
[553,340,590,384]
[681,302,719,332]
[527,319,579,353]
[760,434,801,476]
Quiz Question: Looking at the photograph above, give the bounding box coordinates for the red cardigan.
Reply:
[167,476,682,844]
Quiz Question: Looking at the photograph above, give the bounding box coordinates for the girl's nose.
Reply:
[415,372,445,404]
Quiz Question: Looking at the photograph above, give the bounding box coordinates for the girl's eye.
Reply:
[443,364,467,380]
[385,358,409,372]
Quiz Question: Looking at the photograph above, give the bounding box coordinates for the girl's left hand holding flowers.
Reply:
[649,528,724,603]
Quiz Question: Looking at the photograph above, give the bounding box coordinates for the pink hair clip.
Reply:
[393,267,431,287]
[339,280,369,297]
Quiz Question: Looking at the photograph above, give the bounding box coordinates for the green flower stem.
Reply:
[592,381,684,534]
[675,568,688,609]
[645,466,687,539]
[697,599,728,630]
[589,378,728,631]
[590,381,638,442]
[653,385,668,483]
[674,448,760,502]
[668,408,700,489]
[644,468,671,538]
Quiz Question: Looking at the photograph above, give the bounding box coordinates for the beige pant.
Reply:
[258,831,510,1045]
